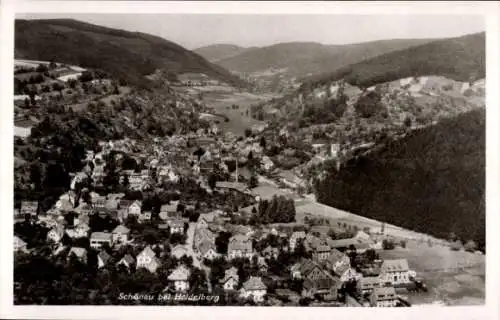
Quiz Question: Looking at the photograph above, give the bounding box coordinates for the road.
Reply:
[186,222,212,292]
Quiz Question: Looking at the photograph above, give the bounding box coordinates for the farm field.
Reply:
[379,245,485,306]
[199,87,278,136]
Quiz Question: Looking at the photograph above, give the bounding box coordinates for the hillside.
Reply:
[15,19,245,88]
[315,108,485,251]
[214,39,433,77]
[194,44,253,62]
[303,32,485,89]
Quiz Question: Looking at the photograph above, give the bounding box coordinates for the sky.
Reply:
[16,13,485,49]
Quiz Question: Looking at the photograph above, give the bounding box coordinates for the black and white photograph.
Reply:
[1,1,499,319]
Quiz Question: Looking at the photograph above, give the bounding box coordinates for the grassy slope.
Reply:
[315,108,485,251]
[215,39,433,76]
[304,32,485,88]
[15,19,244,87]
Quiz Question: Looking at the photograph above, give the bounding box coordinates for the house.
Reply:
[117,254,135,270]
[97,250,111,269]
[194,227,217,250]
[112,225,130,245]
[75,203,93,216]
[325,249,351,274]
[370,286,398,307]
[74,220,90,238]
[139,210,152,223]
[92,195,107,210]
[167,265,191,292]
[312,244,331,261]
[47,225,65,243]
[289,231,306,251]
[67,247,88,264]
[355,230,372,242]
[240,277,267,303]
[227,235,253,259]
[260,156,274,171]
[220,267,239,291]
[328,237,368,253]
[128,200,142,216]
[168,219,185,234]
[14,208,25,223]
[302,276,340,301]
[90,232,113,249]
[257,256,268,273]
[20,201,38,216]
[215,181,248,194]
[197,212,216,229]
[171,245,189,259]
[105,198,119,211]
[14,235,27,253]
[379,259,414,286]
[357,276,382,295]
[332,261,360,283]
[55,198,74,213]
[262,246,279,259]
[278,171,303,189]
[290,259,332,282]
[199,241,219,261]
[136,246,160,273]
[160,202,178,220]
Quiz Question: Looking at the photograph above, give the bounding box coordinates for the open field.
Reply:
[199,87,278,136]
[379,245,485,306]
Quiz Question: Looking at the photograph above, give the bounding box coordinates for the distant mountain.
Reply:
[194,44,254,62]
[15,19,245,88]
[214,39,434,77]
[304,32,485,89]
[315,108,485,251]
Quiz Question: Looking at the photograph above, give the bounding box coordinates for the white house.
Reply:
[227,235,253,259]
[199,241,219,261]
[47,225,65,243]
[370,286,398,307]
[112,225,130,245]
[289,231,306,251]
[14,235,28,253]
[220,267,239,291]
[136,246,160,273]
[90,232,112,249]
[128,200,142,216]
[117,254,135,270]
[379,259,414,285]
[97,250,111,269]
[240,277,267,303]
[167,265,191,292]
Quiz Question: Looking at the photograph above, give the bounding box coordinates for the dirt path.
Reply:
[186,223,212,292]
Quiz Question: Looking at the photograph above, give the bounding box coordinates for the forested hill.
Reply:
[303,32,485,90]
[194,44,253,62]
[15,19,245,88]
[213,39,433,77]
[315,108,485,251]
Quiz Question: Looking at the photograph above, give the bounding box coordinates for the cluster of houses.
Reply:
[14,121,424,306]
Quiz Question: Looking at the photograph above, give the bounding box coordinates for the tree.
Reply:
[382,239,395,250]
[259,136,267,149]
[404,116,412,128]
[400,240,407,248]
[248,175,258,189]
[244,128,252,138]
[208,173,217,190]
